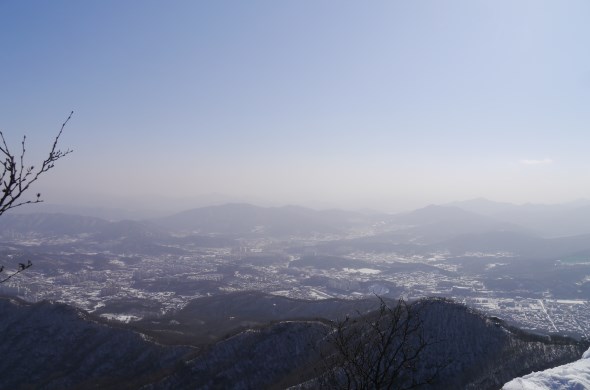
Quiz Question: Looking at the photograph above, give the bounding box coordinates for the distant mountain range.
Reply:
[448,198,590,237]
[385,204,531,243]
[152,199,590,239]
[153,203,374,236]
[6,200,590,255]
[0,212,109,236]
[7,198,590,239]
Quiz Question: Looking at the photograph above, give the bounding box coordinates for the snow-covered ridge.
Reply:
[503,347,590,390]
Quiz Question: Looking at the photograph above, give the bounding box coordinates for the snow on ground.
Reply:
[343,268,381,275]
[503,348,590,390]
[99,313,141,323]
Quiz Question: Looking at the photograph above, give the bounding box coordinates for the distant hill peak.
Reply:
[445,198,517,216]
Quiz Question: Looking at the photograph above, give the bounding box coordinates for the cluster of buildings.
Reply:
[1,235,588,338]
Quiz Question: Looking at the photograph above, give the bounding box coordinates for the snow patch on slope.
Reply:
[503,347,590,390]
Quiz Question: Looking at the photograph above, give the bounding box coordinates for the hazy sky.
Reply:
[1,1,589,212]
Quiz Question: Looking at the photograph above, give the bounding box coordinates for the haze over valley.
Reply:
[3,198,590,341]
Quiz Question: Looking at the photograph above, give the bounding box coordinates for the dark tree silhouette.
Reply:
[320,297,443,390]
[0,112,73,283]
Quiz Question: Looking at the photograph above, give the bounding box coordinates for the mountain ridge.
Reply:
[1,292,587,389]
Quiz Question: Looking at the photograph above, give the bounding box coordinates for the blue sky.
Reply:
[1,1,589,212]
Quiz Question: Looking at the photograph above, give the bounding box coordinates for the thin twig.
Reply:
[0,261,32,283]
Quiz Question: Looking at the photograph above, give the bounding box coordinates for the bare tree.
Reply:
[319,297,443,390]
[0,112,73,283]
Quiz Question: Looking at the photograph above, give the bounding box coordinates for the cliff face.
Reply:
[0,295,586,390]
[0,297,192,390]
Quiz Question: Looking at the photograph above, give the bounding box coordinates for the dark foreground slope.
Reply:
[143,321,331,390]
[0,297,193,390]
[413,299,587,389]
[0,294,587,390]
[142,295,588,390]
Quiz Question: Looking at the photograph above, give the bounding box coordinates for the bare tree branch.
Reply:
[0,260,32,284]
[0,112,73,283]
[0,111,73,216]
[319,297,444,390]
